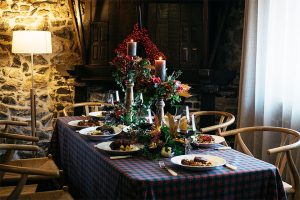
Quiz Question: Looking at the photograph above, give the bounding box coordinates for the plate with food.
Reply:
[78,125,122,141]
[191,134,225,148]
[88,111,112,119]
[67,119,102,129]
[94,140,144,155]
[171,154,226,171]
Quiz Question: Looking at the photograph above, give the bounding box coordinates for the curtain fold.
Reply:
[239,0,300,172]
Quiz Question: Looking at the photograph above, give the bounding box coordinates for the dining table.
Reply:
[49,116,287,200]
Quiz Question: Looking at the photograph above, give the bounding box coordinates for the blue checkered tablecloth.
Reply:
[49,117,287,200]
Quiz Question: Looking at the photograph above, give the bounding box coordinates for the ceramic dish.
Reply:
[78,126,122,141]
[88,111,112,119]
[94,141,144,155]
[191,134,225,148]
[67,120,102,129]
[171,154,226,171]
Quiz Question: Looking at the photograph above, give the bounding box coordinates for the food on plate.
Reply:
[109,140,134,151]
[89,125,115,135]
[77,119,101,127]
[181,156,213,167]
[197,134,215,144]
[96,111,112,117]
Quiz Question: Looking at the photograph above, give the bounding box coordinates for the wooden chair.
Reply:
[191,111,235,146]
[62,102,112,116]
[0,143,61,184]
[219,126,300,200]
[0,163,73,200]
[0,122,62,185]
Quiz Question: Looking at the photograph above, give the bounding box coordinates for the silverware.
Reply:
[110,155,133,160]
[214,146,232,150]
[224,163,237,170]
[159,161,178,176]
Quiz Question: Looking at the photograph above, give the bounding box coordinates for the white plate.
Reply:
[94,141,144,155]
[89,111,110,118]
[67,120,102,129]
[67,120,101,129]
[78,126,122,141]
[191,134,225,148]
[171,154,226,171]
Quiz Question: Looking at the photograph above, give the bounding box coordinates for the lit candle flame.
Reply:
[159,56,162,60]
[130,39,134,42]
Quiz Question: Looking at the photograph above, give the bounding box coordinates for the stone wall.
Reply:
[0,0,81,157]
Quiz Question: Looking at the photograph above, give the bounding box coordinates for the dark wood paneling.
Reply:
[71,0,208,83]
[167,4,180,69]
[90,22,108,65]
[108,0,119,61]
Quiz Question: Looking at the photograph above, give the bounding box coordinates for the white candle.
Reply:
[185,106,190,122]
[147,109,153,124]
[155,57,166,81]
[139,93,143,104]
[127,39,137,56]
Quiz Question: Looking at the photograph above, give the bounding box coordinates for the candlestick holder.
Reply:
[125,82,134,123]
[155,98,165,125]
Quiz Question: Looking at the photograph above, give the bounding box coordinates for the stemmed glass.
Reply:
[176,106,196,154]
[107,90,120,105]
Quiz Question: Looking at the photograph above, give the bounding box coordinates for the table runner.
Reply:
[49,117,286,200]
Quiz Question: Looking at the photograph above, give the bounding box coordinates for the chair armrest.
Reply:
[0,164,60,177]
[268,139,300,154]
[0,144,39,151]
[0,132,39,142]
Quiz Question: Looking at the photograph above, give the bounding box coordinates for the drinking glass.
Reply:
[176,106,190,133]
[107,90,120,105]
[177,106,196,154]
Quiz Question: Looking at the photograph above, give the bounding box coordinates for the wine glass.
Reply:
[106,90,120,105]
[176,106,190,133]
[113,90,120,104]
[177,106,196,154]
[135,93,144,122]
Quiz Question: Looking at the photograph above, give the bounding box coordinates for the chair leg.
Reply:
[7,174,28,200]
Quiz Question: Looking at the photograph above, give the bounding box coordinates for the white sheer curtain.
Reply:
[239,0,300,171]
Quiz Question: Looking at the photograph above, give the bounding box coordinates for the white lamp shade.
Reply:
[12,31,52,54]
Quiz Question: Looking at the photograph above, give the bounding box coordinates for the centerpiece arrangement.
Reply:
[108,24,192,159]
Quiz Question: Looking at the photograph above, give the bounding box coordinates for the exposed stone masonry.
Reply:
[0,0,81,157]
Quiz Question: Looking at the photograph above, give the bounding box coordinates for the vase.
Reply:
[155,98,165,125]
[125,82,134,123]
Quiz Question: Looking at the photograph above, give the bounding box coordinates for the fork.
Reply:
[159,161,178,176]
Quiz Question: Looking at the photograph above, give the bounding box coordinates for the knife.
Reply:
[224,163,237,170]
[215,146,232,150]
[110,155,133,160]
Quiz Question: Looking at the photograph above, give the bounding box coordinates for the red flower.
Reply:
[152,76,161,84]
[125,55,132,62]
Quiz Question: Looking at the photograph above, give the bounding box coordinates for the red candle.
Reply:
[127,39,137,56]
[155,57,166,81]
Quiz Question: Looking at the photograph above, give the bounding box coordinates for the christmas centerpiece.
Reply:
[112,24,192,159]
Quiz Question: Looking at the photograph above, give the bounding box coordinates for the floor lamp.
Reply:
[12,31,52,138]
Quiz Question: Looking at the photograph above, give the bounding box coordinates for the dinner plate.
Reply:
[78,126,122,141]
[171,154,226,171]
[67,120,102,129]
[191,134,225,148]
[94,141,144,155]
[89,111,110,119]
